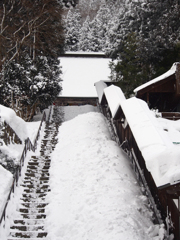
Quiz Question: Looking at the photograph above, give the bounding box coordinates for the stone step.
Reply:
[22,181,49,187]
[24,176,49,182]
[14,219,45,225]
[26,169,49,174]
[27,163,50,168]
[18,213,46,219]
[21,184,49,189]
[23,181,49,186]
[27,166,50,171]
[22,193,47,199]
[8,238,47,240]
[20,203,48,209]
[28,161,39,166]
[23,189,50,194]
[19,208,45,214]
[28,158,51,163]
[10,225,45,231]
[20,197,46,203]
[25,172,49,178]
[9,231,47,238]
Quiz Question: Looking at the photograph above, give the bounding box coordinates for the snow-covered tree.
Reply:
[0,55,62,121]
[79,16,91,51]
[65,9,81,51]
[61,0,79,7]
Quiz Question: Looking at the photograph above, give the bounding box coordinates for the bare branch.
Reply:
[13,22,26,36]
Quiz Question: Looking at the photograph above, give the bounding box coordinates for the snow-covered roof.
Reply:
[94,80,108,103]
[59,56,111,97]
[104,85,126,118]
[134,63,178,93]
[121,97,180,187]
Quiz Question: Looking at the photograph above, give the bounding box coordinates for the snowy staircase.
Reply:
[7,115,60,239]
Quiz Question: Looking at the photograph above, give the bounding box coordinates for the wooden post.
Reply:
[146,92,149,106]
[175,63,180,95]
[179,196,180,240]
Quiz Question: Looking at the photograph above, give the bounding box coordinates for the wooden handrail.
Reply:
[0,110,47,226]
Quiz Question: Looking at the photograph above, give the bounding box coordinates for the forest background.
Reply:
[65,0,180,97]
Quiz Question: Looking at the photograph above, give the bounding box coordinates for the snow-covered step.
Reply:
[8,238,47,240]
[19,207,45,214]
[14,219,45,225]
[10,225,45,231]
[24,177,49,181]
[21,183,49,188]
[17,213,46,220]
[20,196,46,203]
[22,187,50,193]
[8,231,47,238]
[19,203,48,209]
[25,172,49,177]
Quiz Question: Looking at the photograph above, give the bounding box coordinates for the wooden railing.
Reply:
[3,122,22,145]
[0,110,48,225]
[101,105,163,225]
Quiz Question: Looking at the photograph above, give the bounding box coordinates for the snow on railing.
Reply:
[0,109,48,226]
[130,148,162,225]
[102,104,162,225]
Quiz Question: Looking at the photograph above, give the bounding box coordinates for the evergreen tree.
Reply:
[109,32,148,97]
[88,18,102,52]
[95,3,111,51]
[79,16,91,51]
[65,9,81,51]
[0,55,62,121]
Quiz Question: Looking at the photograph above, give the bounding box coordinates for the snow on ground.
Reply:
[45,111,164,240]
[59,57,111,97]
[56,105,98,122]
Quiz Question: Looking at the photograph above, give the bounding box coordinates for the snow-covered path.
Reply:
[45,107,162,240]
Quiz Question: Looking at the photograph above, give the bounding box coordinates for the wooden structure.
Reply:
[54,96,98,106]
[60,51,107,58]
[134,63,180,113]
[95,81,180,239]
